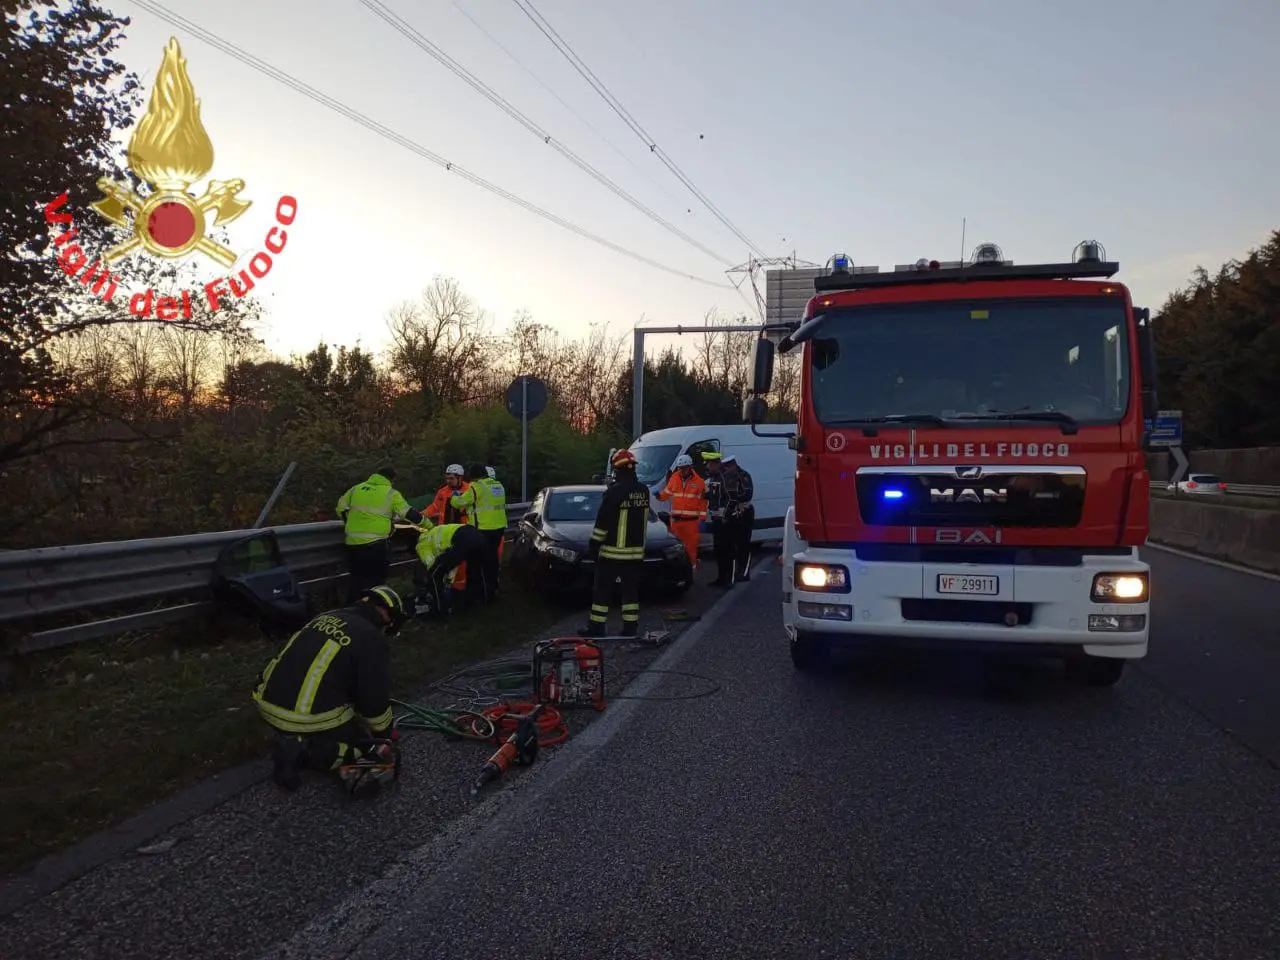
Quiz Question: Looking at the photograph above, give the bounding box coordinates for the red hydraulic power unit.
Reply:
[532,638,604,711]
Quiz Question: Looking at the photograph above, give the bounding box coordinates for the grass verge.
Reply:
[0,573,566,877]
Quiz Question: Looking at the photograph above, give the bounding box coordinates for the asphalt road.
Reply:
[262,546,1280,960]
[1,565,732,960]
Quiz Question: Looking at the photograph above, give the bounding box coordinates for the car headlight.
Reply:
[663,543,687,560]
[536,538,580,564]
[794,563,851,593]
[1091,572,1148,603]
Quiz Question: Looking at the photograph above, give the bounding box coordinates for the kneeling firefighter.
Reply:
[582,448,650,637]
[414,520,493,615]
[252,585,409,791]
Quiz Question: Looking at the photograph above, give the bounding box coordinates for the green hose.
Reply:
[390,700,496,740]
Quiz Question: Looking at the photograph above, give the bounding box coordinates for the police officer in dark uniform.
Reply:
[721,454,756,582]
[252,585,409,791]
[703,451,755,586]
[581,449,650,637]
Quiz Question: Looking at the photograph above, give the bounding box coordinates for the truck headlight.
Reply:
[795,563,851,593]
[1091,573,1148,603]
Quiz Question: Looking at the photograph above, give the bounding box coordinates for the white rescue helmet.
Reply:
[722,454,737,465]
[445,463,464,477]
[673,454,694,469]
[485,466,496,479]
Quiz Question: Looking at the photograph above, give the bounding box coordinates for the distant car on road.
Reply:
[1167,473,1227,496]
[507,484,693,599]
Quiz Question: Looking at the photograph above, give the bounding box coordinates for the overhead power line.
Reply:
[129,0,731,289]
[449,1,689,215]
[359,0,732,267]
[511,0,767,260]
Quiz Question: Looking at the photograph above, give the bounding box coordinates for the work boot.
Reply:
[337,742,399,796]
[578,623,606,638]
[619,621,638,638]
[271,735,305,791]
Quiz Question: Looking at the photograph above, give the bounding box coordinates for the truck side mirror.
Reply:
[749,338,775,394]
[742,395,768,424]
[1135,307,1158,425]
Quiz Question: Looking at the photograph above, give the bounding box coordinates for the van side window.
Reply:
[685,439,719,477]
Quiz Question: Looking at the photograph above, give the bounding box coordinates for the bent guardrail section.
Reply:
[0,505,532,656]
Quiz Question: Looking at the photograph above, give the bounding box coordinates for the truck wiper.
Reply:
[825,414,950,437]
[950,410,1080,435]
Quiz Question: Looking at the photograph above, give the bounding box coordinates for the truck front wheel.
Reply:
[790,630,830,672]
[1064,655,1126,687]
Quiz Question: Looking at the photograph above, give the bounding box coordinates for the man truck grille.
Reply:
[855,465,1086,528]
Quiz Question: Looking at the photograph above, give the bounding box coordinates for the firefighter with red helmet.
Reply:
[581,449,651,637]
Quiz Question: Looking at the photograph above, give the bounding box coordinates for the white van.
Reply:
[614,424,797,551]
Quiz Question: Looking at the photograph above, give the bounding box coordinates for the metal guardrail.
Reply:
[1150,482,1280,498]
[0,503,532,656]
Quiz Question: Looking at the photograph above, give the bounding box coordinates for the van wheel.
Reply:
[1065,655,1125,687]
[790,630,829,672]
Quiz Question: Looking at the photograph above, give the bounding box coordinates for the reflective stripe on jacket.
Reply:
[450,477,507,531]
[415,522,466,568]
[251,606,393,735]
[590,475,649,561]
[658,471,707,521]
[336,474,411,545]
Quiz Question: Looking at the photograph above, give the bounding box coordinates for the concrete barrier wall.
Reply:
[1147,446,1280,484]
[1148,497,1280,574]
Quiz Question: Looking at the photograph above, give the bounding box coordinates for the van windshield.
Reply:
[630,444,680,485]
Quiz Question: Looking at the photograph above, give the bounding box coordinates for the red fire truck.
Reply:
[744,242,1158,686]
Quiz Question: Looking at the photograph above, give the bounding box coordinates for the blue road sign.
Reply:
[1143,409,1183,448]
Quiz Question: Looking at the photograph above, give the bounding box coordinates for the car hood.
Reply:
[543,518,676,548]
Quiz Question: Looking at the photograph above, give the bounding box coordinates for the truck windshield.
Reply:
[629,444,680,485]
[808,296,1131,426]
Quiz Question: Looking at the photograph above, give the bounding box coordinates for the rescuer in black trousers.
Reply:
[582,449,650,637]
[345,540,390,603]
[728,503,756,582]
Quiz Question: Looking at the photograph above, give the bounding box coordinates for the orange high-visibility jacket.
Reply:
[657,471,707,521]
[426,481,471,527]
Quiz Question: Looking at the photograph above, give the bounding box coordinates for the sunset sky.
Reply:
[99,0,1280,360]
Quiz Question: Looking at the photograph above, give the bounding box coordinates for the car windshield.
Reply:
[807,296,1131,426]
[544,490,657,523]
[545,491,603,522]
[629,444,680,485]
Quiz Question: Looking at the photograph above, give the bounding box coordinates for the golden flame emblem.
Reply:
[91,37,250,267]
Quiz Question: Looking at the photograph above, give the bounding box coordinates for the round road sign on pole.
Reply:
[505,375,548,422]
[506,375,549,504]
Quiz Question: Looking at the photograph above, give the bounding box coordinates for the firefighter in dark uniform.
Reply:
[581,449,650,637]
[252,585,409,792]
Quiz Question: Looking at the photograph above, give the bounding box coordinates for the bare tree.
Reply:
[157,325,214,419]
[386,276,495,415]
[116,323,164,413]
